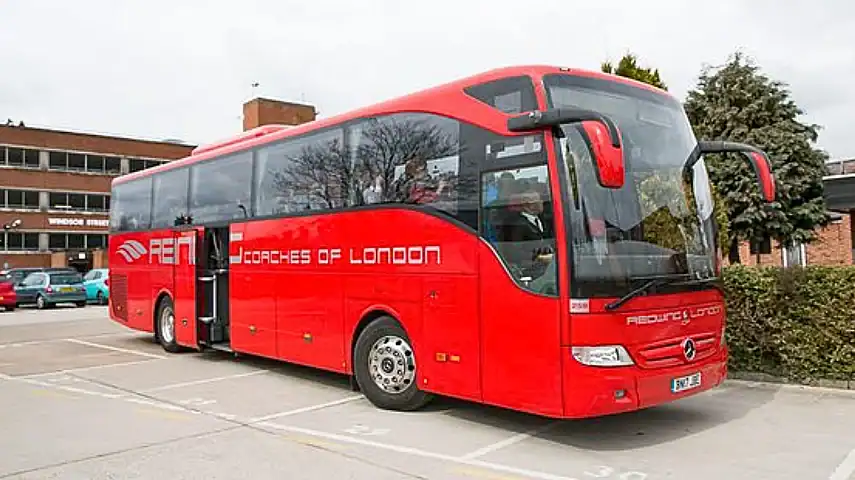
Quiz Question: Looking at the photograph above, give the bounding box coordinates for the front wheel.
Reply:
[156,297,182,353]
[353,316,432,411]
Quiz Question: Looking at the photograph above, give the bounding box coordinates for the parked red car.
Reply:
[0,278,16,312]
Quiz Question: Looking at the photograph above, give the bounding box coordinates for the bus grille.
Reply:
[635,332,717,369]
[110,273,129,322]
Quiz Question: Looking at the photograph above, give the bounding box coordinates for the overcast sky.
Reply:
[1,0,852,160]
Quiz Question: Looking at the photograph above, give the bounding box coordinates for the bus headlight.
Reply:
[572,346,634,367]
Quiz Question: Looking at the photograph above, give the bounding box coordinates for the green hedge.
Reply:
[722,265,855,383]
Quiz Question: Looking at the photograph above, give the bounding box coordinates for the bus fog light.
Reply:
[614,389,626,399]
[572,346,634,367]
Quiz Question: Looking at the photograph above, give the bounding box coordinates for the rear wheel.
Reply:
[353,316,432,411]
[156,297,181,353]
[96,291,106,305]
[36,295,48,310]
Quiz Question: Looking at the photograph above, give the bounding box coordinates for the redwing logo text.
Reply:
[625,305,722,326]
[229,246,441,266]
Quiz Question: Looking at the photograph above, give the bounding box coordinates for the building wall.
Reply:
[1,124,194,272]
[0,125,192,159]
[730,211,854,267]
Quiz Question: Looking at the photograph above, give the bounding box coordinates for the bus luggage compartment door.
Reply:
[173,227,203,348]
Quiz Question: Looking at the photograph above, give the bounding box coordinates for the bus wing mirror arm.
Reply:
[697,140,776,202]
[507,108,625,189]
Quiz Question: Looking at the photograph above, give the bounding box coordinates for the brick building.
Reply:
[733,158,855,267]
[0,97,316,273]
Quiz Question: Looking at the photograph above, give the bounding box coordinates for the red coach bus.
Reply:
[107,65,775,419]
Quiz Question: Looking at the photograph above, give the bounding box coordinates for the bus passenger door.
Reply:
[173,227,203,348]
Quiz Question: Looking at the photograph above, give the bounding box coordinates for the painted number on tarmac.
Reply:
[344,424,390,436]
[585,466,647,479]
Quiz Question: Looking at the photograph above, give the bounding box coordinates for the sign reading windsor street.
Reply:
[47,217,110,228]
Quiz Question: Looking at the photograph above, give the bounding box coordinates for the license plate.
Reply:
[671,372,702,393]
[60,287,74,293]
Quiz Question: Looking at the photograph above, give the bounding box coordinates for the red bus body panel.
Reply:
[562,291,727,418]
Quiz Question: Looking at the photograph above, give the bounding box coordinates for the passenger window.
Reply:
[350,113,478,228]
[109,177,152,232]
[152,167,190,228]
[481,164,558,296]
[189,151,253,224]
[254,128,346,215]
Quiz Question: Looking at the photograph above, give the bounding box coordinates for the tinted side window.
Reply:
[189,152,253,224]
[254,128,346,216]
[464,75,538,114]
[109,177,152,231]
[351,113,478,228]
[152,167,189,229]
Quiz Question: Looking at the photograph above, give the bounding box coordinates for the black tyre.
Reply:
[155,297,182,353]
[353,315,432,411]
[36,295,49,310]
[76,301,86,308]
[97,291,106,305]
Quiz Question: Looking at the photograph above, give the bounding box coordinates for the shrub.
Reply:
[722,265,855,383]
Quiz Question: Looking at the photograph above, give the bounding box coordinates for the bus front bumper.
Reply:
[562,346,728,419]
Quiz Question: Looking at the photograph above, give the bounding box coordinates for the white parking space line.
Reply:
[142,370,268,392]
[258,421,578,480]
[460,422,559,460]
[19,359,162,379]
[65,338,168,360]
[0,372,125,399]
[0,332,142,349]
[830,448,855,480]
[250,395,364,423]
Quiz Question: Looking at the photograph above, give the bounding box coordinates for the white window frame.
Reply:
[782,242,807,267]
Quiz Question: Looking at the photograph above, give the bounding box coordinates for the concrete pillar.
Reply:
[39,150,49,170]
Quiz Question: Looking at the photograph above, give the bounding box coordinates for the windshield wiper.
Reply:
[604,274,719,311]
[605,277,674,311]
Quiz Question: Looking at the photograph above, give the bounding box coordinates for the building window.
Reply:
[128,157,165,173]
[1,189,39,209]
[3,232,39,251]
[1,146,39,168]
[48,192,111,212]
[47,233,107,251]
[46,150,123,174]
[782,242,806,267]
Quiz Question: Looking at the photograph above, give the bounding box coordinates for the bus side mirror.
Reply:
[506,108,625,189]
[582,120,625,189]
[698,141,776,202]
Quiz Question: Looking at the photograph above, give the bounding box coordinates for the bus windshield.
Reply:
[544,74,718,299]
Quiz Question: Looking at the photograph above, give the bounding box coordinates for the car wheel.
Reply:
[353,315,432,411]
[97,291,106,305]
[36,295,47,310]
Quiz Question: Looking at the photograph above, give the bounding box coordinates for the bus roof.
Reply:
[112,65,672,186]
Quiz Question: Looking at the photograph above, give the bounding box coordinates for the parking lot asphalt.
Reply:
[1,305,854,480]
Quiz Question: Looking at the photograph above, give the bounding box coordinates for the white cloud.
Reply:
[1,0,852,159]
